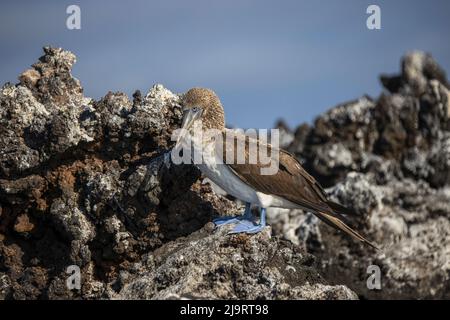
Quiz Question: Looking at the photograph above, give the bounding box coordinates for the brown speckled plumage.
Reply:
[182,88,225,130]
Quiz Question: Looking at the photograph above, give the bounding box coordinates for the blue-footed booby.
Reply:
[175,87,377,249]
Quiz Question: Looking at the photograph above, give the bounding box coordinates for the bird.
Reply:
[174,87,377,249]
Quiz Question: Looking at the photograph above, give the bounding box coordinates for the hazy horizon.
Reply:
[1,0,449,129]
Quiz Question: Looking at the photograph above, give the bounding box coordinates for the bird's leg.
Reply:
[229,207,267,234]
[213,202,253,226]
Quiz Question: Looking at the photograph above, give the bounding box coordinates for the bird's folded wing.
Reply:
[218,131,378,249]
[219,131,332,213]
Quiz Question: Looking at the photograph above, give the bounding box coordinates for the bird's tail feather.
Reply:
[314,210,379,250]
[326,200,357,217]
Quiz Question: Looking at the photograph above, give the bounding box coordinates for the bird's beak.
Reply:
[175,107,203,147]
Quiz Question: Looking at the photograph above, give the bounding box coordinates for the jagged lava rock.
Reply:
[116,225,356,300]
[0,47,239,299]
[273,51,450,299]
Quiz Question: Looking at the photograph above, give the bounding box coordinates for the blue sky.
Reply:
[1,0,449,129]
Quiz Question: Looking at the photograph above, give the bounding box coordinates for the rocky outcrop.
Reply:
[1,47,449,299]
[116,225,356,300]
[0,47,239,299]
[273,51,450,299]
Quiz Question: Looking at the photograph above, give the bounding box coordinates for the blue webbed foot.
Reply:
[213,216,243,226]
[229,219,265,234]
[213,203,252,227]
[228,207,267,234]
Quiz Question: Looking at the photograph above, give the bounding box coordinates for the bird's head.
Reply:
[178,88,225,135]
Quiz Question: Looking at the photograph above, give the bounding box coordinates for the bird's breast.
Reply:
[194,142,259,204]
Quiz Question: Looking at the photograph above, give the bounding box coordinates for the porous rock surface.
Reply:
[272,50,450,299]
[116,226,356,300]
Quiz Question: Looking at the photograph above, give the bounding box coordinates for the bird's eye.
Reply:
[192,107,199,112]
